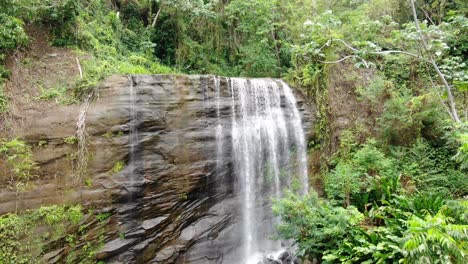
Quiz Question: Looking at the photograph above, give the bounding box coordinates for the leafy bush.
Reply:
[0,138,37,182]
[394,139,467,197]
[378,93,445,146]
[325,161,361,206]
[66,5,174,98]
[356,76,390,105]
[274,188,468,263]
[1,0,80,39]
[454,131,468,170]
[111,160,125,173]
[0,205,83,263]
[402,212,468,264]
[0,13,29,96]
[273,191,364,260]
[441,200,468,225]
[326,139,399,208]
[0,83,7,113]
[0,14,28,52]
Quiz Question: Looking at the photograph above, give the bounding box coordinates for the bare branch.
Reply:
[358,57,369,68]
[410,0,460,123]
[418,6,436,26]
[372,50,430,63]
[424,64,454,119]
[320,55,357,64]
[151,7,162,28]
[75,57,83,79]
[332,39,358,52]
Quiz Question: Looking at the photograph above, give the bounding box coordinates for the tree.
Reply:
[409,0,461,123]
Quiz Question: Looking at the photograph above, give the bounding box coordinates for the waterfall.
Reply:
[214,76,224,175]
[226,78,309,263]
[75,91,95,182]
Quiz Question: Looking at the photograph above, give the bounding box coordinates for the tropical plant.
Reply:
[0,138,37,183]
[273,191,364,260]
[402,212,468,264]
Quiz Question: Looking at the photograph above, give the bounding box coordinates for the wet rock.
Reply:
[141,216,166,230]
[0,75,315,263]
[96,238,137,260]
[42,247,64,263]
[279,250,291,262]
[261,250,300,264]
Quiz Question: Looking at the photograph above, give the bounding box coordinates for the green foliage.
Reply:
[0,0,80,94]
[326,139,398,207]
[275,188,468,263]
[0,205,83,263]
[111,160,125,174]
[356,76,389,105]
[36,81,76,104]
[454,130,468,169]
[0,13,29,98]
[67,4,174,98]
[394,138,467,197]
[64,136,78,145]
[0,13,29,53]
[307,121,467,262]
[441,200,468,225]
[0,0,175,101]
[402,212,468,264]
[0,0,79,24]
[325,162,361,206]
[84,178,93,187]
[0,138,37,183]
[378,93,445,146]
[0,83,7,113]
[96,212,111,222]
[272,191,364,260]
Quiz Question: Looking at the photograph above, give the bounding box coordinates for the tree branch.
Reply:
[424,64,454,119]
[410,0,460,123]
[371,50,430,63]
[332,39,358,52]
[320,55,357,64]
[151,7,162,28]
[75,57,83,79]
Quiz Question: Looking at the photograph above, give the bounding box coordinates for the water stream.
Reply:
[226,78,309,263]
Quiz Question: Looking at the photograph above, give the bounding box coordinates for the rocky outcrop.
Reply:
[0,75,314,263]
[326,64,377,153]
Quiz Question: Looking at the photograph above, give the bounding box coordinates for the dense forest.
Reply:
[0,0,467,263]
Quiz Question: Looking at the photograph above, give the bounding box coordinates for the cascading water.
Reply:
[75,92,94,182]
[214,76,224,175]
[225,78,309,263]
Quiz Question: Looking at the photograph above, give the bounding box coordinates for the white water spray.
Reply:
[226,78,309,262]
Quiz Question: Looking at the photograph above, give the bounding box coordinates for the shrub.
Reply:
[0,205,83,263]
[0,13,28,94]
[326,139,399,208]
[325,161,362,206]
[402,212,468,264]
[394,139,467,198]
[378,93,445,146]
[0,138,37,182]
[0,83,7,113]
[0,14,28,52]
[454,131,468,170]
[111,160,125,174]
[273,191,364,260]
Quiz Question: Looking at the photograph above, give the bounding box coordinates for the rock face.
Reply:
[0,75,314,263]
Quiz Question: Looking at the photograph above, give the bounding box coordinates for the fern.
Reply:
[402,212,468,264]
